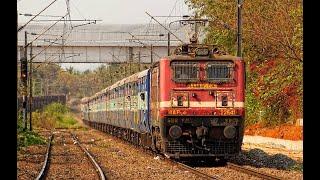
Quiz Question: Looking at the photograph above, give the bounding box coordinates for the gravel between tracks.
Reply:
[45,131,99,179]
[228,144,303,180]
[72,128,206,180]
[17,130,52,180]
[197,166,262,180]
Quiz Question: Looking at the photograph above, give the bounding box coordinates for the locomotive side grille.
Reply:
[172,61,199,82]
[206,62,234,82]
[166,140,238,155]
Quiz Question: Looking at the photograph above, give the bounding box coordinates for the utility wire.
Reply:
[69,0,86,20]
[25,13,68,48]
[164,0,179,24]
[145,11,184,43]
[128,32,161,58]
[18,0,58,32]
[19,13,64,18]
[29,23,72,62]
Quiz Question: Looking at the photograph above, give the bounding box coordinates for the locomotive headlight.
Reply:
[169,125,182,139]
[195,47,209,56]
[223,125,236,139]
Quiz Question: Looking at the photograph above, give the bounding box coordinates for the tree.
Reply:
[186,0,303,125]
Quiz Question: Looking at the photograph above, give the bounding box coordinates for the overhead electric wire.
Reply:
[25,13,68,48]
[69,0,86,20]
[18,0,58,32]
[19,13,64,18]
[128,32,161,58]
[31,31,70,64]
[145,11,184,44]
[164,0,179,24]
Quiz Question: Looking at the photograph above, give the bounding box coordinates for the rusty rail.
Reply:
[166,159,220,180]
[71,133,106,180]
[226,162,282,180]
[35,132,53,180]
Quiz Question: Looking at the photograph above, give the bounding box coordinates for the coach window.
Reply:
[122,85,125,97]
[128,83,131,96]
[140,92,145,101]
[134,82,137,94]
[141,77,144,91]
[124,83,127,96]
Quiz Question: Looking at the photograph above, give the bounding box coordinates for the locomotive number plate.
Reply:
[220,109,236,115]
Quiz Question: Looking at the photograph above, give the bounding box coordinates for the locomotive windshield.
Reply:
[206,61,234,82]
[171,61,199,82]
[171,60,234,83]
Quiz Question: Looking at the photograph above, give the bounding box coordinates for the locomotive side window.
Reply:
[171,61,199,82]
[206,61,234,82]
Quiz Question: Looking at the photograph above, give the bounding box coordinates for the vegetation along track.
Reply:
[35,130,106,180]
[226,162,282,180]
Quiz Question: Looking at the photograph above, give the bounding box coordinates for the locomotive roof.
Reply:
[168,42,240,61]
[168,54,239,61]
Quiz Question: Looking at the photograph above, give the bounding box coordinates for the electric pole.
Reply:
[29,42,33,131]
[237,0,242,57]
[138,51,141,71]
[167,33,170,56]
[20,31,28,131]
[150,44,153,64]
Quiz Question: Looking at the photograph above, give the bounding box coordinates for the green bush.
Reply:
[55,114,79,129]
[36,102,79,129]
[17,112,46,150]
[44,102,68,116]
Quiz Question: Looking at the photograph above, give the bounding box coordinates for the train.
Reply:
[81,40,245,160]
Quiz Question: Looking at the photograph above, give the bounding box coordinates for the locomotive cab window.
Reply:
[171,61,199,82]
[206,61,234,82]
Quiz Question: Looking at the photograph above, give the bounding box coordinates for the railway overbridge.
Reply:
[17,23,189,64]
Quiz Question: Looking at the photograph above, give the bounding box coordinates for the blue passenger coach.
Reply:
[81,69,151,141]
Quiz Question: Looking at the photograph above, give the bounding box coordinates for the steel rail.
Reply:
[167,159,220,180]
[35,132,53,180]
[71,133,106,180]
[226,162,282,180]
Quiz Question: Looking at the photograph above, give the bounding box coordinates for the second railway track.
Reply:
[226,162,282,180]
[35,130,106,180]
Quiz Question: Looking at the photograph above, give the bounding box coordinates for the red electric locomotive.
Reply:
[149,40,245,159]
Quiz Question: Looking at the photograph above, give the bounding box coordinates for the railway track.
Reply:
[35,130,106,180]
[35,132,53,180]
[70,133,106,180]
[83,123,291,179]
[169,160,220,180]
[226,162,282,180]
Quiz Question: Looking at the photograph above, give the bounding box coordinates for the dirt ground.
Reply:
[245,124,303,141]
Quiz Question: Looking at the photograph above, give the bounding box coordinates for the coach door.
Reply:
[150,67,159,127]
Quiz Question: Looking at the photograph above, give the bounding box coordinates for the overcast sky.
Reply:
[18,0,191,24]
[18,0,192,71]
